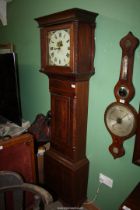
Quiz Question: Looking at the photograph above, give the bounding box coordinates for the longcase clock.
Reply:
[35,8,98,206]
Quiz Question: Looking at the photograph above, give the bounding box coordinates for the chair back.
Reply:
[0,171,53,210]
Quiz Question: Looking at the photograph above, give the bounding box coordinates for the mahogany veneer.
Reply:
[119,183,140,210]
[133,105,140,165]
[0,133,36,183]
[36,8,98,206]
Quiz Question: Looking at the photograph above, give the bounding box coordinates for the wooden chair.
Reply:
[0,171,53,210]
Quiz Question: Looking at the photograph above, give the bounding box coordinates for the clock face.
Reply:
[105,103,137,137]
[48,29,70,66]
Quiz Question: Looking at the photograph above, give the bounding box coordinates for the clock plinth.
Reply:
[44,149,89,206]
[35,8,98,206]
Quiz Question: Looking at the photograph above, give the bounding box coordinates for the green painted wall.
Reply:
[0,1,140,209]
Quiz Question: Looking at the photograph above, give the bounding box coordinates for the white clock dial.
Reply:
[48,29,70,66]
[105,103,136,137]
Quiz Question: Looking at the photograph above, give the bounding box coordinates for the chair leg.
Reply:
[33,194,41,210]
[13,190,23,210]
[0,193,5,210]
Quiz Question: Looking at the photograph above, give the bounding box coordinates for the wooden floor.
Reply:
[44,199,100,210]
[83,202,100,210]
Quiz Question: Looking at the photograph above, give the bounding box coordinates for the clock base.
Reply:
[44,149,89,206]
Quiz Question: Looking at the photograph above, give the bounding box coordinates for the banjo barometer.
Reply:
[104,32,139,159]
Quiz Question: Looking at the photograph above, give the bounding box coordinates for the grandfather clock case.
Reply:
[36,8,98,206]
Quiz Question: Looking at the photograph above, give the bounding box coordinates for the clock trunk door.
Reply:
[51,93,72,159]
[49,78,88,162]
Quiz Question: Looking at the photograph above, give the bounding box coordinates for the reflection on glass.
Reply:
[121,55,128,80]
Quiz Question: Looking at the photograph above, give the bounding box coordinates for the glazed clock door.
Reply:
[39,23,74,74]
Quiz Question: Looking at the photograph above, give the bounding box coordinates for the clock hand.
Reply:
[54,47,61,50]
[112,117,123,127]
[112,122,117,128]
[109,116,117,121]
[121,113,128,119]
[57,41,63,48]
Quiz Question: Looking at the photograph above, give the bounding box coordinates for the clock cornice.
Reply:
[35,8,98,28]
